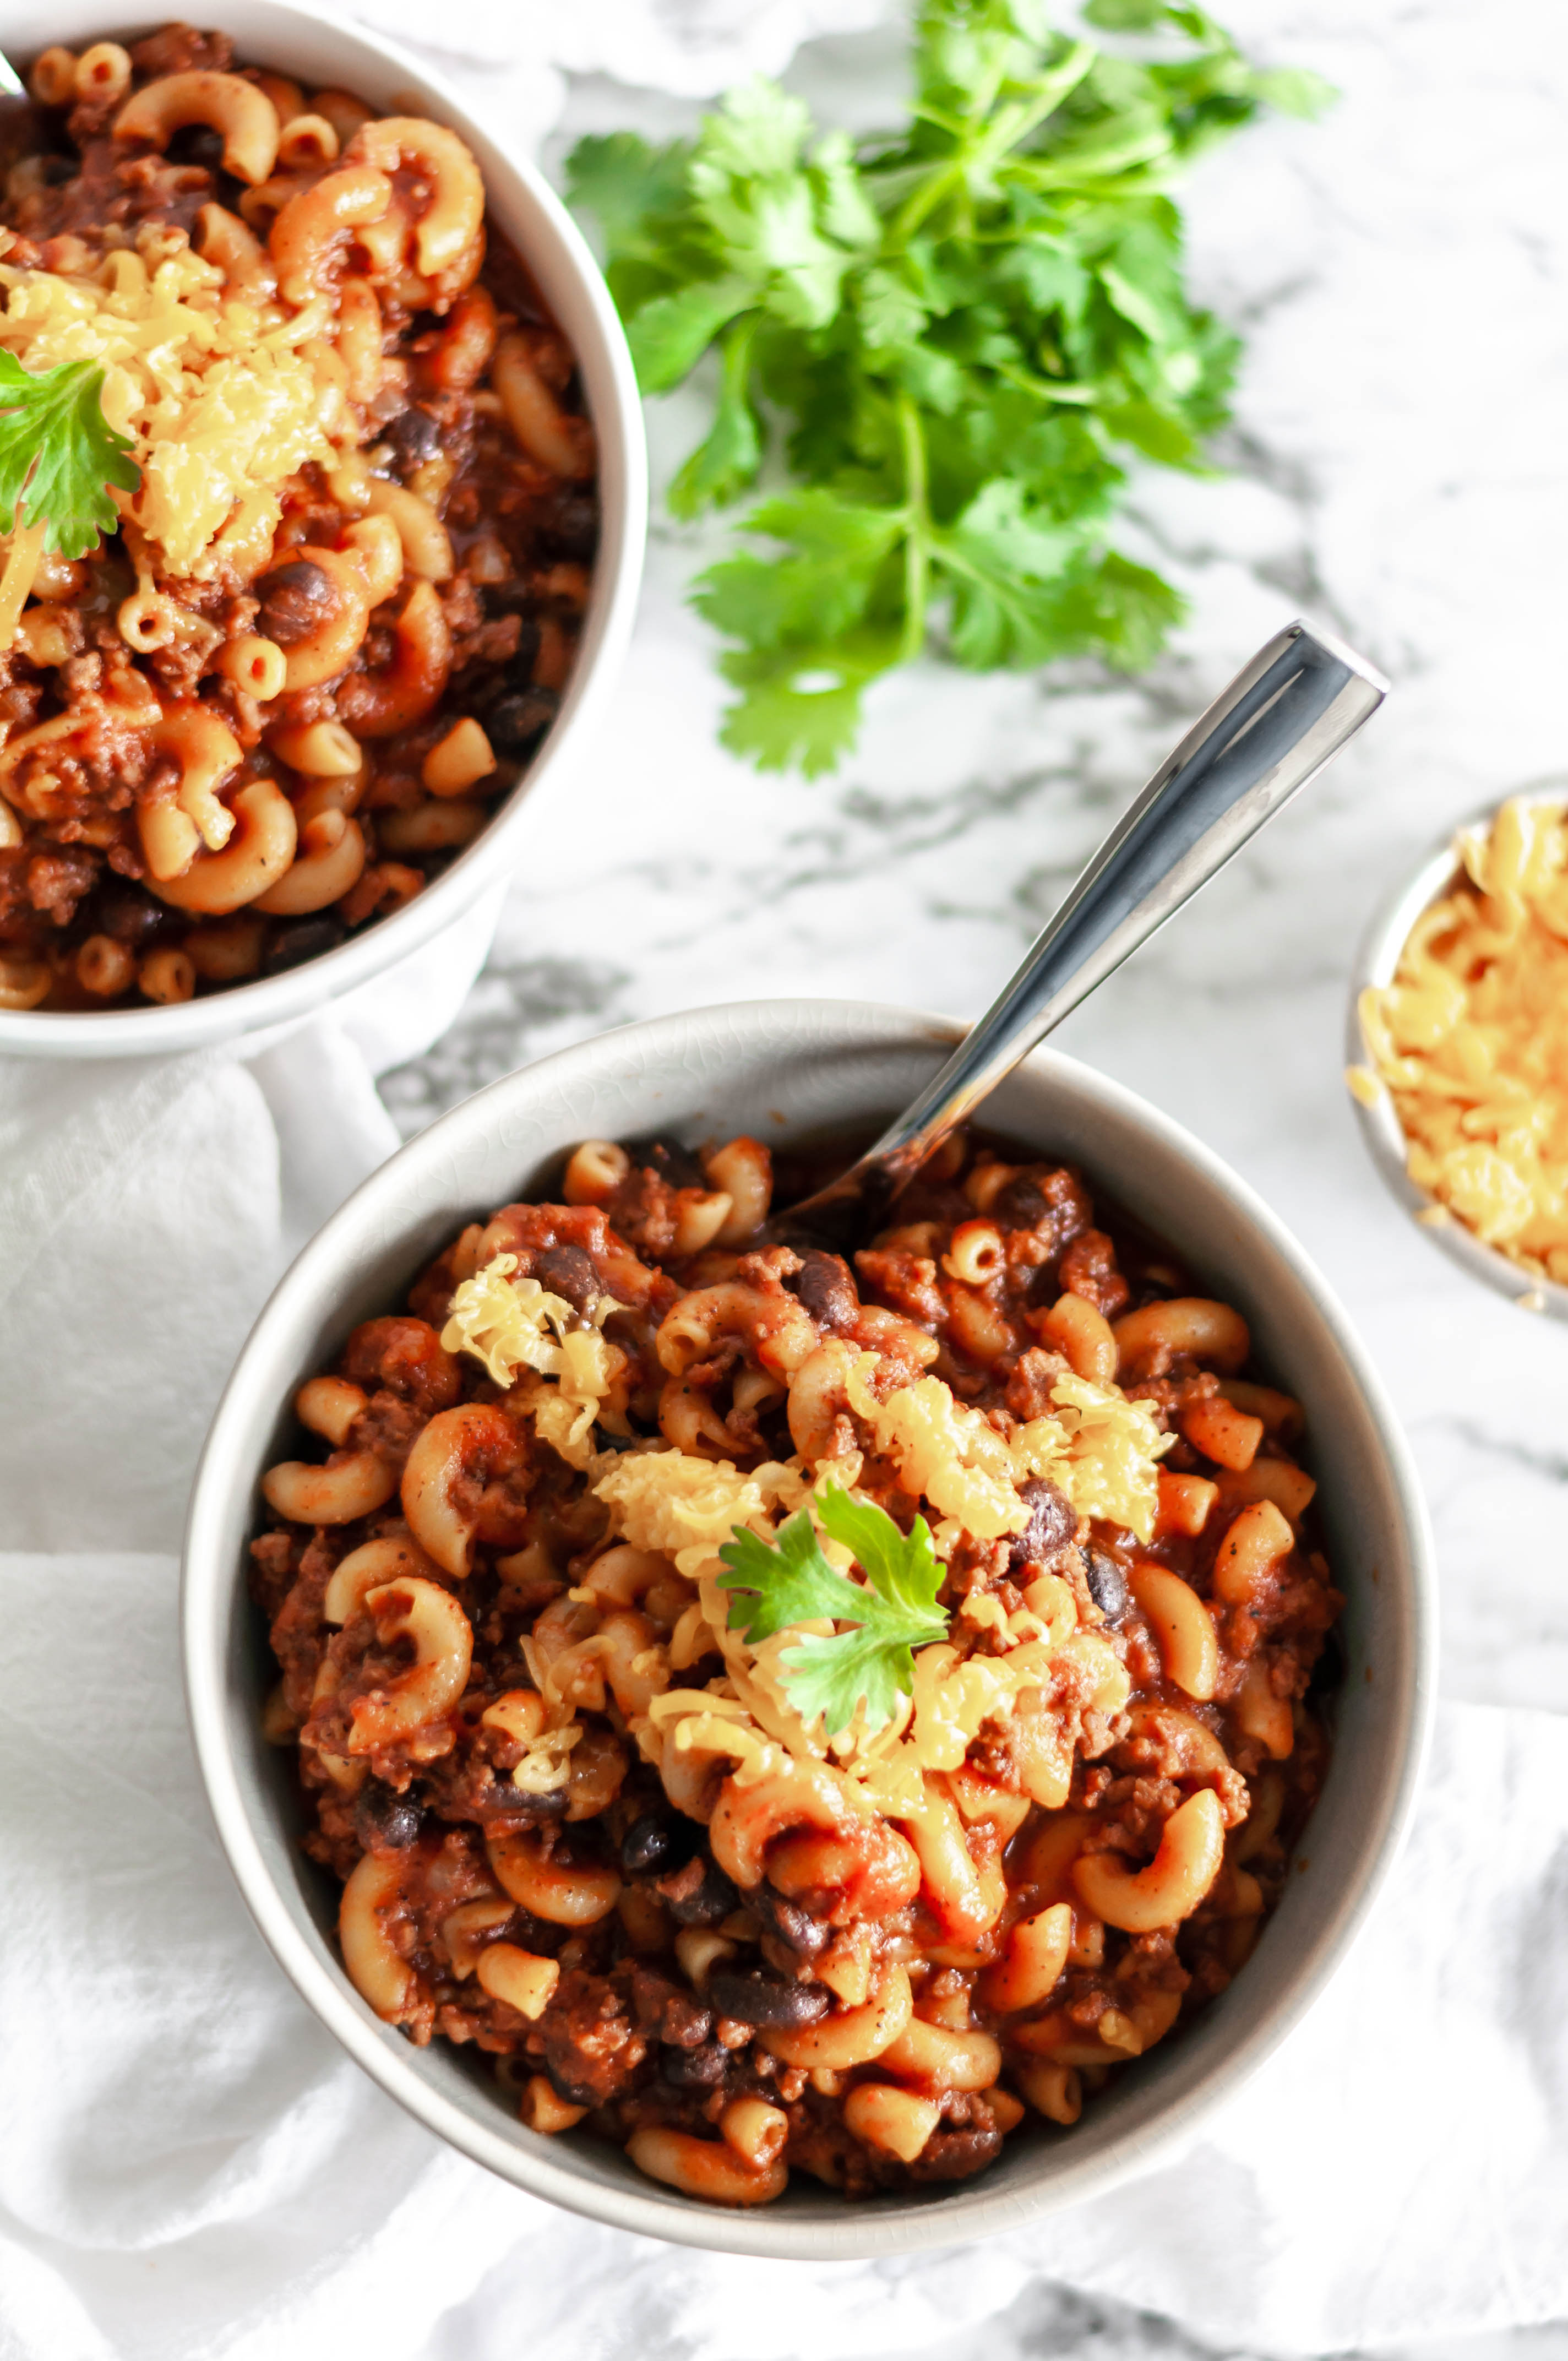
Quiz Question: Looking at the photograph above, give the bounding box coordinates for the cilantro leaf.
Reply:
[717,1492,949,1737]
[715,641,884,780]
[568,0,1328,773]
[667,315,764,517]
[625,276,756,393]
[1252,67,1338,121]
[0,353,138,558]
[564,132,694,266]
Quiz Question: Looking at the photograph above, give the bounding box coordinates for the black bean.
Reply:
[383,405,442,477]
[791,1249,859,1334]
[705,1971,830,2032]
[660,2041,728,2090]
[621,1810,689,1878]
[255,558,336,648]
[494,617,541,690]
[627,1135,705,1190]
[260,915,346,975]
[993,1179,1048,1229]
[354,1781,421,1853]
[486,687,558,759]
[1007,1478,1077,1576]
[654,1852,739,1927]
[748,1879,829,1959]
[166,123,225,168]
[90,885,167,945]
[543,2055,607,2109]
[1084,1548,1128,1623]
[536,487,598,561]
[534,1243,602,1316]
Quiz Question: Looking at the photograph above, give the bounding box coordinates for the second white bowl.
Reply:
[0,0,646,1060]
[182,999,1436,2258]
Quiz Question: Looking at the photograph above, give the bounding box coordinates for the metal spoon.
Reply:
[779,618,1388,1239]
[0,48,48,180]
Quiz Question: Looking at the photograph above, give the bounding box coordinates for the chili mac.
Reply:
[254,1125,1342,2206]
[0,24,595,1009]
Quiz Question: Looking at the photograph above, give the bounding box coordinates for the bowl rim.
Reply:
[1346,779,1568,1319]
[182,996,1438,2259]
[0,0,647,1060]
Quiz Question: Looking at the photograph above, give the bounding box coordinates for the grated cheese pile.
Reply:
[586,1351,1153,1819]
[840,1353,1168,1548]
[448,1250,1162,1821]
[440,1252,627,1469]
[1355,795,1568,1274]
[0,233,346,578]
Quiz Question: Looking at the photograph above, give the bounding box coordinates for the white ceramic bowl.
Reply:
[1347,784,1568,1318]
[0,2,646,1059]
[183,1000,1437,2258]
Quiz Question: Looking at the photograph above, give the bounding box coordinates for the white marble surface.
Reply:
[369,1,1568,2349]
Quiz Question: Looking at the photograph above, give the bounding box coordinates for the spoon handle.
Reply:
[833,619,1387,1206]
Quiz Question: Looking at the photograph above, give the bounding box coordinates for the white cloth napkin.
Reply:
[348,0,902,153]
[0,887,502,1554]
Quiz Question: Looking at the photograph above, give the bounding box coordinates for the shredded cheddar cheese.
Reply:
[440,1252,625,1470]
[590,1447,814,1580]
[0,233,345,578]
[1012,1370,1170,1541]
[842,1353,1169,1547]
[1358,795,1568,1274]
[586,1341,1162,1817]
[443,1260,1169,1821]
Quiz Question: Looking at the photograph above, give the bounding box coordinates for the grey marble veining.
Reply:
[379,3,1568,2349]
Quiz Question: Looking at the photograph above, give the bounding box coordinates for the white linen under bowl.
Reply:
[0,1,645,1058]
[182,1001,1438,2259]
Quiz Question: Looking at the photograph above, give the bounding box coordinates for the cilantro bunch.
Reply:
[718,1488,950,1738]
[567,0,1330,775]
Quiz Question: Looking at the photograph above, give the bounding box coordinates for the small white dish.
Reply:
[1347,782,1568,1319]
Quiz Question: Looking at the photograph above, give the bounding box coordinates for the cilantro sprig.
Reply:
[568,0,1332,775]
[0,352,139,559]
[717,1489,950,1738]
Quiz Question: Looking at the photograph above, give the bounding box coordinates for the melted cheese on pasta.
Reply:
[584,1349,1159,1820]
[0,232,345,578]
[449,1243,1169,1819]
[442,1253,625,1469]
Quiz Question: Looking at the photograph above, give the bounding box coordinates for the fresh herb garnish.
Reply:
[717,1488,950,1738]
[568,0,1332,775]
[0,353,139,558]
